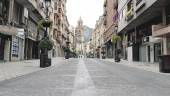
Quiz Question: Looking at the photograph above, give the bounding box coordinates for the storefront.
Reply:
[11,29,25,61]
[138,37,162,63]
[105,40,114,58]
[154,43,161,62]
[24,15,40,60]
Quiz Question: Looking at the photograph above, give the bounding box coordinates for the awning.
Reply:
[0,25,17,35]
[152,25,170,37]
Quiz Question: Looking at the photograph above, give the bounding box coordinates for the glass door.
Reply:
[154,43,161,62]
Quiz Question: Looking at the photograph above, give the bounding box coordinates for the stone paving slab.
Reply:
[0,59,170,96]
[101,59,159,73]
[0,57,65,82]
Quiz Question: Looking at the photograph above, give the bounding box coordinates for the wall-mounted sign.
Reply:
[12,37,19,57]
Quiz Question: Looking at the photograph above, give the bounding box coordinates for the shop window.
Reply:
[154,43,161,62]
[166,6,170,25]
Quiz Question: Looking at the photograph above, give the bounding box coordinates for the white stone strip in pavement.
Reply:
[71,59,97,96]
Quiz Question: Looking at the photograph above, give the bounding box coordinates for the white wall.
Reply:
[4,40,10,61]
[127,47,133,62]
[150,44,154,63]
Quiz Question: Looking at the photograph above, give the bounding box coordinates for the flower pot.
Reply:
[159,55,170,73]
[40,53,48,68]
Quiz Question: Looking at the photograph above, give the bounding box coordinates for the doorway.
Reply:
[0,37,5,60]
[154,43,161,62]
[147,46,150,62]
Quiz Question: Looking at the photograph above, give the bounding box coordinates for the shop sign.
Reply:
[12,37,19,57]
[17,28,25,39]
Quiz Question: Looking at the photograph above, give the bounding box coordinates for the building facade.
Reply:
[75,18,85,56]
[0,0,46,61]
[103,0,118,58]
[69,26,76,53]
[92,16,105,58]
[52,0,69,57]
[117,0,170,63]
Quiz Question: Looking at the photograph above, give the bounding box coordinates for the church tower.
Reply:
[75,17,84,56]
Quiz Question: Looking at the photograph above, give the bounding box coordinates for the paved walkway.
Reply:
[0,57,65,82]
[1,58,170,96]
[101,59,159,73]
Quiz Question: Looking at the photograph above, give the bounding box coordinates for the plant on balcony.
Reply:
[39,37,54,50]
[112,35,121,44]
[38,19,53,30]
[125,8,134,21]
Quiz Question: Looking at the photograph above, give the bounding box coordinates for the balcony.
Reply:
[114,0,118,9]
[152,24,170,37]
[136,0,143,6]
[103,28,113,43]
[125,8,134,21]
[16,0,45,18]
[103,11,107,16]
[103,0,107,7]
[103,18,107,26]
[135,0,146,13]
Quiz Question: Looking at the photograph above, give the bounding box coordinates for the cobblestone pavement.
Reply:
[0,58,170,96]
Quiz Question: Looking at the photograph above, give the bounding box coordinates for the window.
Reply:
[58,19,61,25]
[127,0,133,11]
[0,0,9,24]
[54,2,57,10]
[13,1,23,25]
[136,0,142,6]
[58,8,62,13]
[0,2,2,15]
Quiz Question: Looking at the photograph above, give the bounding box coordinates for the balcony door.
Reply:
[0,0,9,25]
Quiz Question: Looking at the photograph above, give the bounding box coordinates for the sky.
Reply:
[66,0,104,28]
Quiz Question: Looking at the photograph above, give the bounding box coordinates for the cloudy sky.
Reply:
[66,0,104,28]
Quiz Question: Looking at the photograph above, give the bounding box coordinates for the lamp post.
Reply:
[114,24,121,62]
[39,0,52,68]
[44,0,51,37]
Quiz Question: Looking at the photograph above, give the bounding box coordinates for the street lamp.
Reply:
[44,0,51,8]
[44,0,52,19]
[43,0,51,37]
[114,24,121,62]
[115,25,118,33]
[39,0,52,68]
